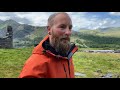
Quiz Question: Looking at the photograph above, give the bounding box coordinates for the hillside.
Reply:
[73,28,120,49]
[0,19,47,48]
[0,19,120,49]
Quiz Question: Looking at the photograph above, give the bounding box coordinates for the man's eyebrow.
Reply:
[60,24,66,26]
[58,24,66,27]
[58,24,72,28]
[59,24,72,26]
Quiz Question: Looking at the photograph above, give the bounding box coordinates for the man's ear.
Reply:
[47,26,51,35]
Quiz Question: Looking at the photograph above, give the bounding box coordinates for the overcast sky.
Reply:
[0,12,120,31]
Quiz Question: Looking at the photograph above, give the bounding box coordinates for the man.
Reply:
[19,12,78,78]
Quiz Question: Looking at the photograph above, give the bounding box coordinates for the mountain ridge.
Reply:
[0,19,120,49]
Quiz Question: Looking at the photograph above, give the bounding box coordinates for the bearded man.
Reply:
[19,12,78,78]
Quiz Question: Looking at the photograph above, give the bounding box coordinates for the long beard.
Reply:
[51,31,71,56]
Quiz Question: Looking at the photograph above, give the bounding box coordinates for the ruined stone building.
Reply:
[0,26,13,48]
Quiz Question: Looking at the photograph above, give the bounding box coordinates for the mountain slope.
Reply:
[0,19,120,49]
[73,28,120,49]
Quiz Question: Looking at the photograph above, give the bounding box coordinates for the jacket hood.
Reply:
[32,35,49,55]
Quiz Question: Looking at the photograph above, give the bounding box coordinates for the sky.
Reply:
[0,12,120,31]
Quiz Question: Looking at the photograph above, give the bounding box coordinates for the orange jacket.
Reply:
[19,35,78,78]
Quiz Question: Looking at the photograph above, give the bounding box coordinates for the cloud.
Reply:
[0,16,10,20]
[0,12,89,30]
[0,12,120,31]
[66,12,118,30]
[0,12,53,26]
[0,12,12,20]
[87,18,117,29]
[66,12,92,30]
[71,12,120,30]
[14,12,53,26]
[109,12,120,16]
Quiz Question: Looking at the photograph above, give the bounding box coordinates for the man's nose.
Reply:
[65,28,72,36]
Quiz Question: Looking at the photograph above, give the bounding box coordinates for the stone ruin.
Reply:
[0,26,13,48]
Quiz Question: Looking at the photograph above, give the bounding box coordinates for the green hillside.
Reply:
[28,26,47,40]
[73,28,120,49]
[0,19,120,49]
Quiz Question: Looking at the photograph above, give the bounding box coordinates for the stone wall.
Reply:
[0,26,13,48]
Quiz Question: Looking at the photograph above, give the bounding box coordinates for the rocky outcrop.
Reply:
[0,26,13,48]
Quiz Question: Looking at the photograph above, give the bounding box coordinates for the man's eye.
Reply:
[69,27,72,30]
[60,26,66,29]
[69,25,72,29]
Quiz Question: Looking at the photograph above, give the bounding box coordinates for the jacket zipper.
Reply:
[68,60,70,78]
[63,64,67,78]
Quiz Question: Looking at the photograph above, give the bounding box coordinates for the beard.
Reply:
[51,31,71,56]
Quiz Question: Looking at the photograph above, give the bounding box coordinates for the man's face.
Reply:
[49,14,72,55]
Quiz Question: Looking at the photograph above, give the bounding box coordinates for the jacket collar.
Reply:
[32,35,49,55]
[32,35,78,60]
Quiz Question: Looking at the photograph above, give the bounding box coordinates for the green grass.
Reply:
[0,47,33,78]
[0,47,120,78]
[73,52,120,78]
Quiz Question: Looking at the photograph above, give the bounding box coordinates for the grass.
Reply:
[0,47,33,78]
[73,52,120,78]
[0,47,120,78]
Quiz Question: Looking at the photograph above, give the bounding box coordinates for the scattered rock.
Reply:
[75,72,86,77]
[101,72,113,78]
[96,69,102,73]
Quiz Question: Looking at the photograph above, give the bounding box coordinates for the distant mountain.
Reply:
[0,19,20,37]
[98,27,112,31]
[96,27,120,32]
[0,19,47,38]
[79,28,91,31]
[0,19,19,30]
[79,27,120,33]
[78,27,120,36]
[0,19,120,49]
[0,19,47,47]
[0,20,3,24]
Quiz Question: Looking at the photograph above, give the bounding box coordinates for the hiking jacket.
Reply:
[19,35,78,78]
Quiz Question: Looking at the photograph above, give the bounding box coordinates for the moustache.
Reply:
[60,37,70,41]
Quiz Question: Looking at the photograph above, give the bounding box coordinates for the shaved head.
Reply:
[47,12,71,27]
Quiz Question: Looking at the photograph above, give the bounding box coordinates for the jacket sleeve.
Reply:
[19,54,48,78]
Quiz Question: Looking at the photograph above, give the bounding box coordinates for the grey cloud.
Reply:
[0,12,41,25]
